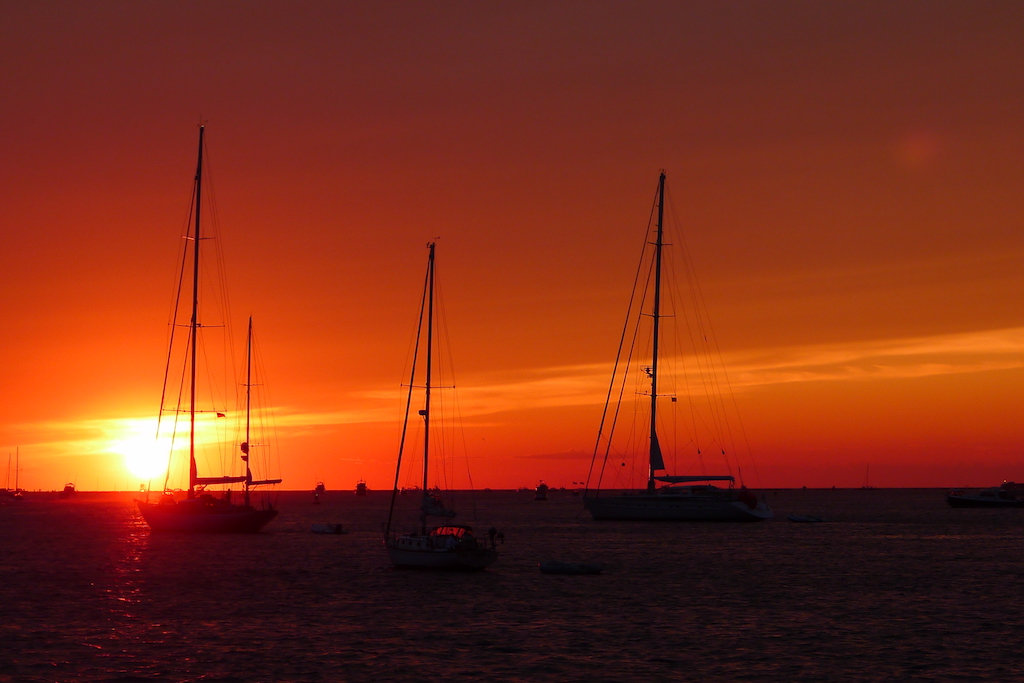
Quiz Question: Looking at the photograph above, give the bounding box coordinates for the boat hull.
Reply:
[787,515,826,523]
[584,493,772,522]
[946,494,1024,508]
[136,499,278,533]
[386,533,498,571]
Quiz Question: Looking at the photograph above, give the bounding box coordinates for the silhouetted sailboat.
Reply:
[383,243,499,570]
[136,127,280,533]
[583,172,772,522]
[12,448,22,500]
[861,464,875,489]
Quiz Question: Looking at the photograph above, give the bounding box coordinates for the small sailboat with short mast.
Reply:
[136,126,281,533]
[583,172,772,522]
[383,242,499,570]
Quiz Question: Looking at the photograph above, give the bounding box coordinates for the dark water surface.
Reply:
[2,488,1024,682]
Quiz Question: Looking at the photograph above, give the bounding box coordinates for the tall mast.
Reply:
[188,126,204,499]
[648,171,666,492]
[421,242,436,534]
[14,447,19,491]
[244,316,253,507]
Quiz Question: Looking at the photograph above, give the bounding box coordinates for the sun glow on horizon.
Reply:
[107,420,174,481]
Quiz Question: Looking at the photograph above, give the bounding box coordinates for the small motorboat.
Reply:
[539,561,603,575]
[355,480,368,496]
[58,483,77,499]
[311,523,347,534]
[787,514,826,523]
[947,483,1024,508]
[534,482,549,501]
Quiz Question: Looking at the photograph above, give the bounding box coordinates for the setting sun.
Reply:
[107,422,171,481]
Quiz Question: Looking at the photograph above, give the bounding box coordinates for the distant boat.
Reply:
[534,482,548,501]
[383,243,499,570]
[947,482,1024,508]
[58,483,76,499]
[12,448,22,501]
[861,464,875,489]
[135,127,281,534]
[311,523,347,535]
[787,514,827,523]
[583,173,772,523]
[355,480,368,496]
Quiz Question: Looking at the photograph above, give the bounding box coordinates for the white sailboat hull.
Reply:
[386,533,498,571]
[584,493,772,522]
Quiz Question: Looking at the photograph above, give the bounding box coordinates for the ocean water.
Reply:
[2,488,1024,682]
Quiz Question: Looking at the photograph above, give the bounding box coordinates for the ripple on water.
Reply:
[2,489,1024,681]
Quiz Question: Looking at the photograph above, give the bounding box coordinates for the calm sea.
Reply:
[2,488,1023,682]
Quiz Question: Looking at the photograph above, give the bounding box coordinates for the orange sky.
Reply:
[1,1,1023,491]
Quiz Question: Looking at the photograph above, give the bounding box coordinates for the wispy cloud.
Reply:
[356,326,1024,421]
[722,327,1024,388]
[252,327,1024,428]
[9,328,1023,457]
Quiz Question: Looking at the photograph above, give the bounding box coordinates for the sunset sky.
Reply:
[2,1,1022,491]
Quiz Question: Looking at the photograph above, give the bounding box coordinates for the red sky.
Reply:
[1,0,1022,490]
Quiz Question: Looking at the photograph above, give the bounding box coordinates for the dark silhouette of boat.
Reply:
[383,243,499,570]
[136,127,280,534]
[583,173,772,522]
[947,482,1024,508]
[787,514,827,523]
[10,448,22,501]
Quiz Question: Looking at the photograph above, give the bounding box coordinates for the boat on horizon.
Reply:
[947,482,1024,508]
[534,482,548,501]
[58,483,76,499]
[861,464,875,489]
[583,173,772,522]
[787,514,827,523]
[136,127,281,534]
[11,448,23,501]
[383,243,499,570]
[355,480,368,496]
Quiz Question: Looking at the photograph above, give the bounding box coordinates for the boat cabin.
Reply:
[429,525,474,538]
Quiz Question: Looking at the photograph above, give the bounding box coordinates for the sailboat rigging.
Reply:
[135,126,281,533]
[12,448,22,500]
[241,316,284,506]
[583,172,772,522]
[383,242,499,570]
